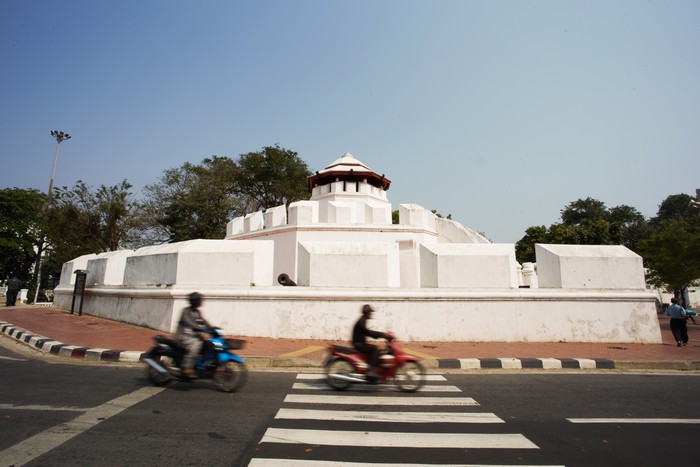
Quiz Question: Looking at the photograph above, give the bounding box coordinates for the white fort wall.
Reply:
[297,241,400,287]
[53,238,662,343]
[536,244,646,289]
[419,243,519,288]
[52,286,660,343]
[190,289,659,343]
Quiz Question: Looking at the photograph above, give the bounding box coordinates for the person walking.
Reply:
[665,297,688,347]
[5,276,23,306]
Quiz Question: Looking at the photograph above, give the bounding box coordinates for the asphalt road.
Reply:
[2,338,700,466]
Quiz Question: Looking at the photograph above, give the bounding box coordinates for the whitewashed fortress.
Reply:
[54,153,661,343]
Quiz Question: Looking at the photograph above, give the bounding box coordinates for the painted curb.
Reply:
[1,321,143,363]
[2,320,698,371]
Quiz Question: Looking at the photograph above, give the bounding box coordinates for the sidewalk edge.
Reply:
[3,320,699,371]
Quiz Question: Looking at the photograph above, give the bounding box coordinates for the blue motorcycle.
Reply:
[143,328,247,392]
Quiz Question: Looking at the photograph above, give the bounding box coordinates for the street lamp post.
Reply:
[33,130,71,304]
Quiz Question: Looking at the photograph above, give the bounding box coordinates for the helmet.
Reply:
[188,292,203,306]
[362,304,374,316]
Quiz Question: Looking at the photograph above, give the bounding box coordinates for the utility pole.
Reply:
[33,130,71,304]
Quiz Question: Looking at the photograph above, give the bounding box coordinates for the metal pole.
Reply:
[33,131,70,304]
[47,140,61,201]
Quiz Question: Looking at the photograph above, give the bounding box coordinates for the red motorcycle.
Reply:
[324,333,425,392]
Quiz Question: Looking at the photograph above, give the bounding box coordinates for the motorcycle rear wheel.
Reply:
[213,361,247,393]
[395,360,425,392]
[146,355,175,387]
[325,358,354,390]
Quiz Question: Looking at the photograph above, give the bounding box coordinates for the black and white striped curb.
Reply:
[0,321,144,363]
[1,319,622,370]
[436,357,615,370]
[2,319,616,369]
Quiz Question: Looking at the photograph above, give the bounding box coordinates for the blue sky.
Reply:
[2,0,698,243]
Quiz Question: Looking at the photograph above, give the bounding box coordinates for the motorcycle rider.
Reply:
[175,292,213,379]
[352,304,391,379]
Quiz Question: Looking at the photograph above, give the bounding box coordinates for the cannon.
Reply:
[277,273,297,286]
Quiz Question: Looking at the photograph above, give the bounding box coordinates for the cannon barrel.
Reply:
[277,273,297,286]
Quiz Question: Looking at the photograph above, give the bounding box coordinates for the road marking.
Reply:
[281,346,325,357]
[0,404,85,412]
[250,461,562,467]
[291,382,462,392]
[261,428,539,449]
[295,373,447,381]
[0,355,27,362]
[0,386,164,466]
[248,375,554,466]
[284,394,478,406]
[275,408,505,424]
[568,418,700,424]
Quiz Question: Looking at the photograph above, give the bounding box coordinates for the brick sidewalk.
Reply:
[2,304,700,368]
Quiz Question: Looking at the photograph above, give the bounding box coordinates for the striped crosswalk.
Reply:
[284,394,479,406]
[247,373,559,466]
[292,381,463,392]
[275,408,505,424]
[250,461,558,467]
[292,373,461,392]
[260,428,538,449]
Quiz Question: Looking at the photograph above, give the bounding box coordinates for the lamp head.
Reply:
[50,130,71,143]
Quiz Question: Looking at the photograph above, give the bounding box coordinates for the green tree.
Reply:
[142,146,311,243]
[49,180,142,253]
[43,192,102,277]
[640,193,700,297]
[0,188,45,284]
[607,204,649,250]
[514,225,548,263]
[142,156,243,242]
[39,180,143,288]
[515,197,650,263]
[560,197,607,226]
[236,145,311,212]
[640,219,700,292]
[650,193,699,227]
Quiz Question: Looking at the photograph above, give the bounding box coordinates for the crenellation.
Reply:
[288,200,318,225]
[244,211,264,232]
[264,205,287,229]
[86,250,132,286]
[226,216,244,237]
[399,204,437,230]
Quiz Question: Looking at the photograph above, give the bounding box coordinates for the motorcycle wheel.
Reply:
[213,361,247,393]
[395,360,425,392]
[146,355,175,387]
[325,358,354,391]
